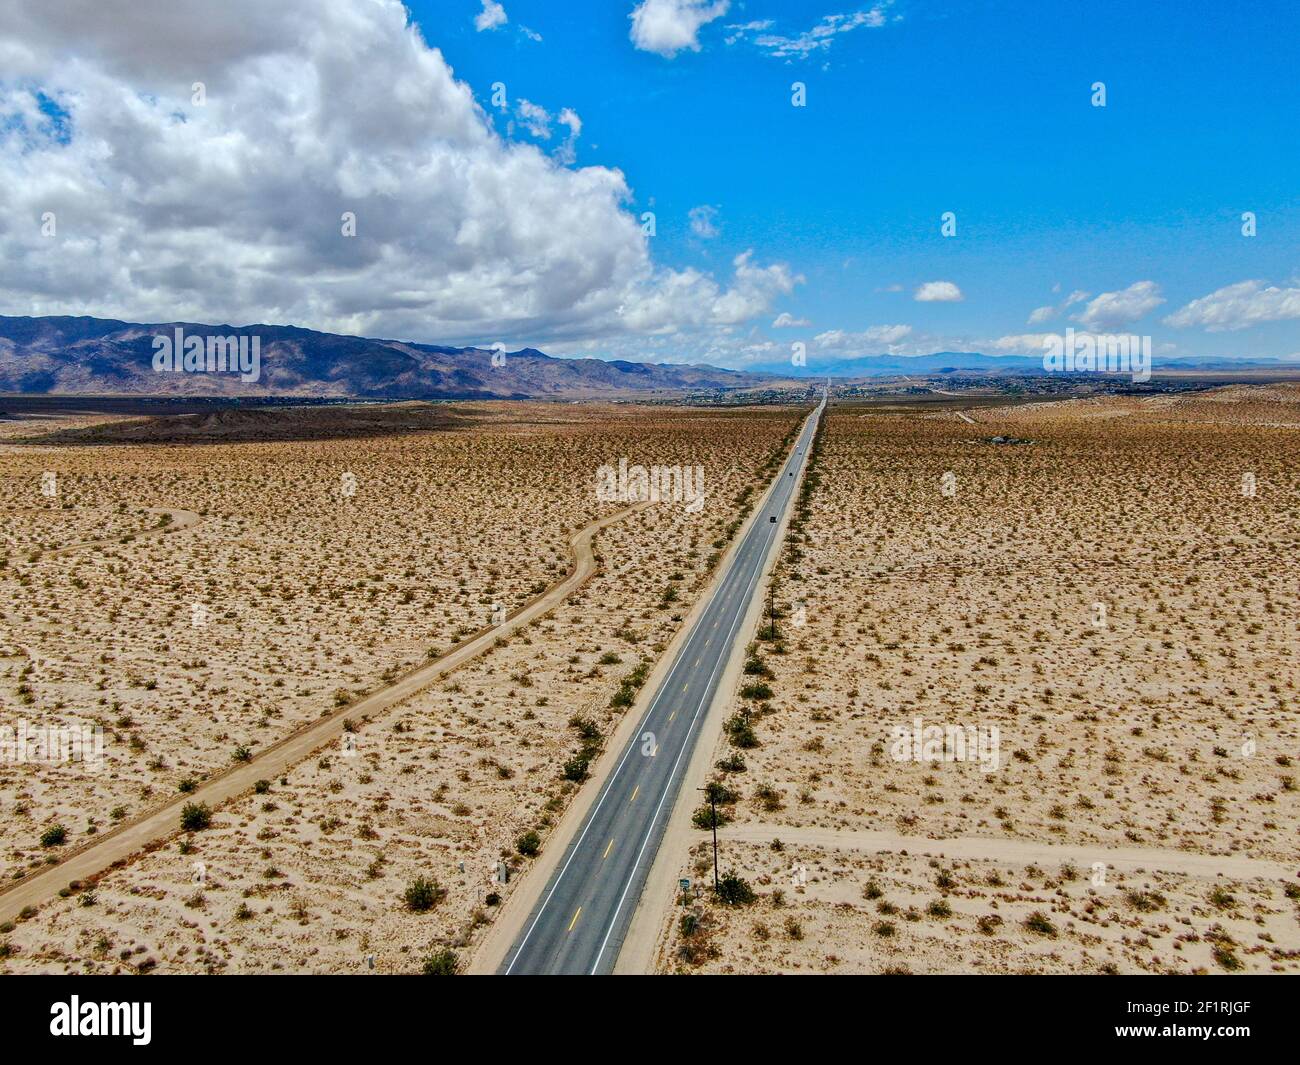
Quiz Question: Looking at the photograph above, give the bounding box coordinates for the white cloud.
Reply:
[558,108,582,138]
[728,6,891,59]
[772,312,810,328]
[914,281,963,302]
[814,324,912,350]
[515,98,552,139]
[1027,288,1088,325]
[1073,281,1163,330]
[552,107,582,164]
[991,330,1139,356]
[474,0,507,32]
[991,333,1059,355]
[629,0,730,58]
[724,19,773,44]
[0,0,796,353]
[688,204,720,239]
[1163,279,1300,332]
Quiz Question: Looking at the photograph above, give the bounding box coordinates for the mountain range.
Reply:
[1,315,1294,398]
[0,316,771,399]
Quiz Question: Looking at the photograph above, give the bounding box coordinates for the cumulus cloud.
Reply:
[1163,279,1300,332]
[619,250,801,333]
[629,0,730,58]
[1073,281,1163,330]
[0,0,796,355]
[688,204,720,239]
[729,7,892,59]
[474,0,507,32]
[772,312,810,328]
[914,281,963,302]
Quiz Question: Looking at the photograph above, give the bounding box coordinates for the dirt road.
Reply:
[0,503,642,925]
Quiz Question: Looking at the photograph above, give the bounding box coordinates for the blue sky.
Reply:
[416,0,1300,363]
[2,0,1297,367]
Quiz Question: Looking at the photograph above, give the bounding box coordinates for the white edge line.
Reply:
[589,411,819,971]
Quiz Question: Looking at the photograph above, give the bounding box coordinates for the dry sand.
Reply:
[0,401,803,973]
[654,386,1300,975]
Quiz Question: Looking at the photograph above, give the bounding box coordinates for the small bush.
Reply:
[179,802,211,832]
[715,871,755,906]
[562,755,590,783]
[691,804,729,830]
[1024,911,1057,937]
[516,830,542,857]
[421,949,459,975]
[715,752,746,773]
[704,780,738,805]
[403,876,446,912]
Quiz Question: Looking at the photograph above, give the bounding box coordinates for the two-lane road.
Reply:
[503,395,825,974]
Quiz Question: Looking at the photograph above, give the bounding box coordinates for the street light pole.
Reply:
[697,786,720,892]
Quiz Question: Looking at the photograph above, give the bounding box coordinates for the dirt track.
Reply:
[711,824,1297,882]
[0,502,642,926]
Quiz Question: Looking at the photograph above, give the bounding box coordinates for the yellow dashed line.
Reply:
[669,709,677,721]
[603,839,614,860]
[630,785,640,803]
[568,907,582,932]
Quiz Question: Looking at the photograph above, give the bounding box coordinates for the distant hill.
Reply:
[751,351,1297,378]
[0,315,773,399]
[750,352,1042,377]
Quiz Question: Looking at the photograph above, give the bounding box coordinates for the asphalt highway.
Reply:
[503,393,825,974]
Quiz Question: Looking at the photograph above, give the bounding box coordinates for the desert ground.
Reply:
[656,384,1300,974]
[0,400,801,972]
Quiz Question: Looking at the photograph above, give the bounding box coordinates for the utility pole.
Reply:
[697,786,720,891]
[767,582,777,641]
